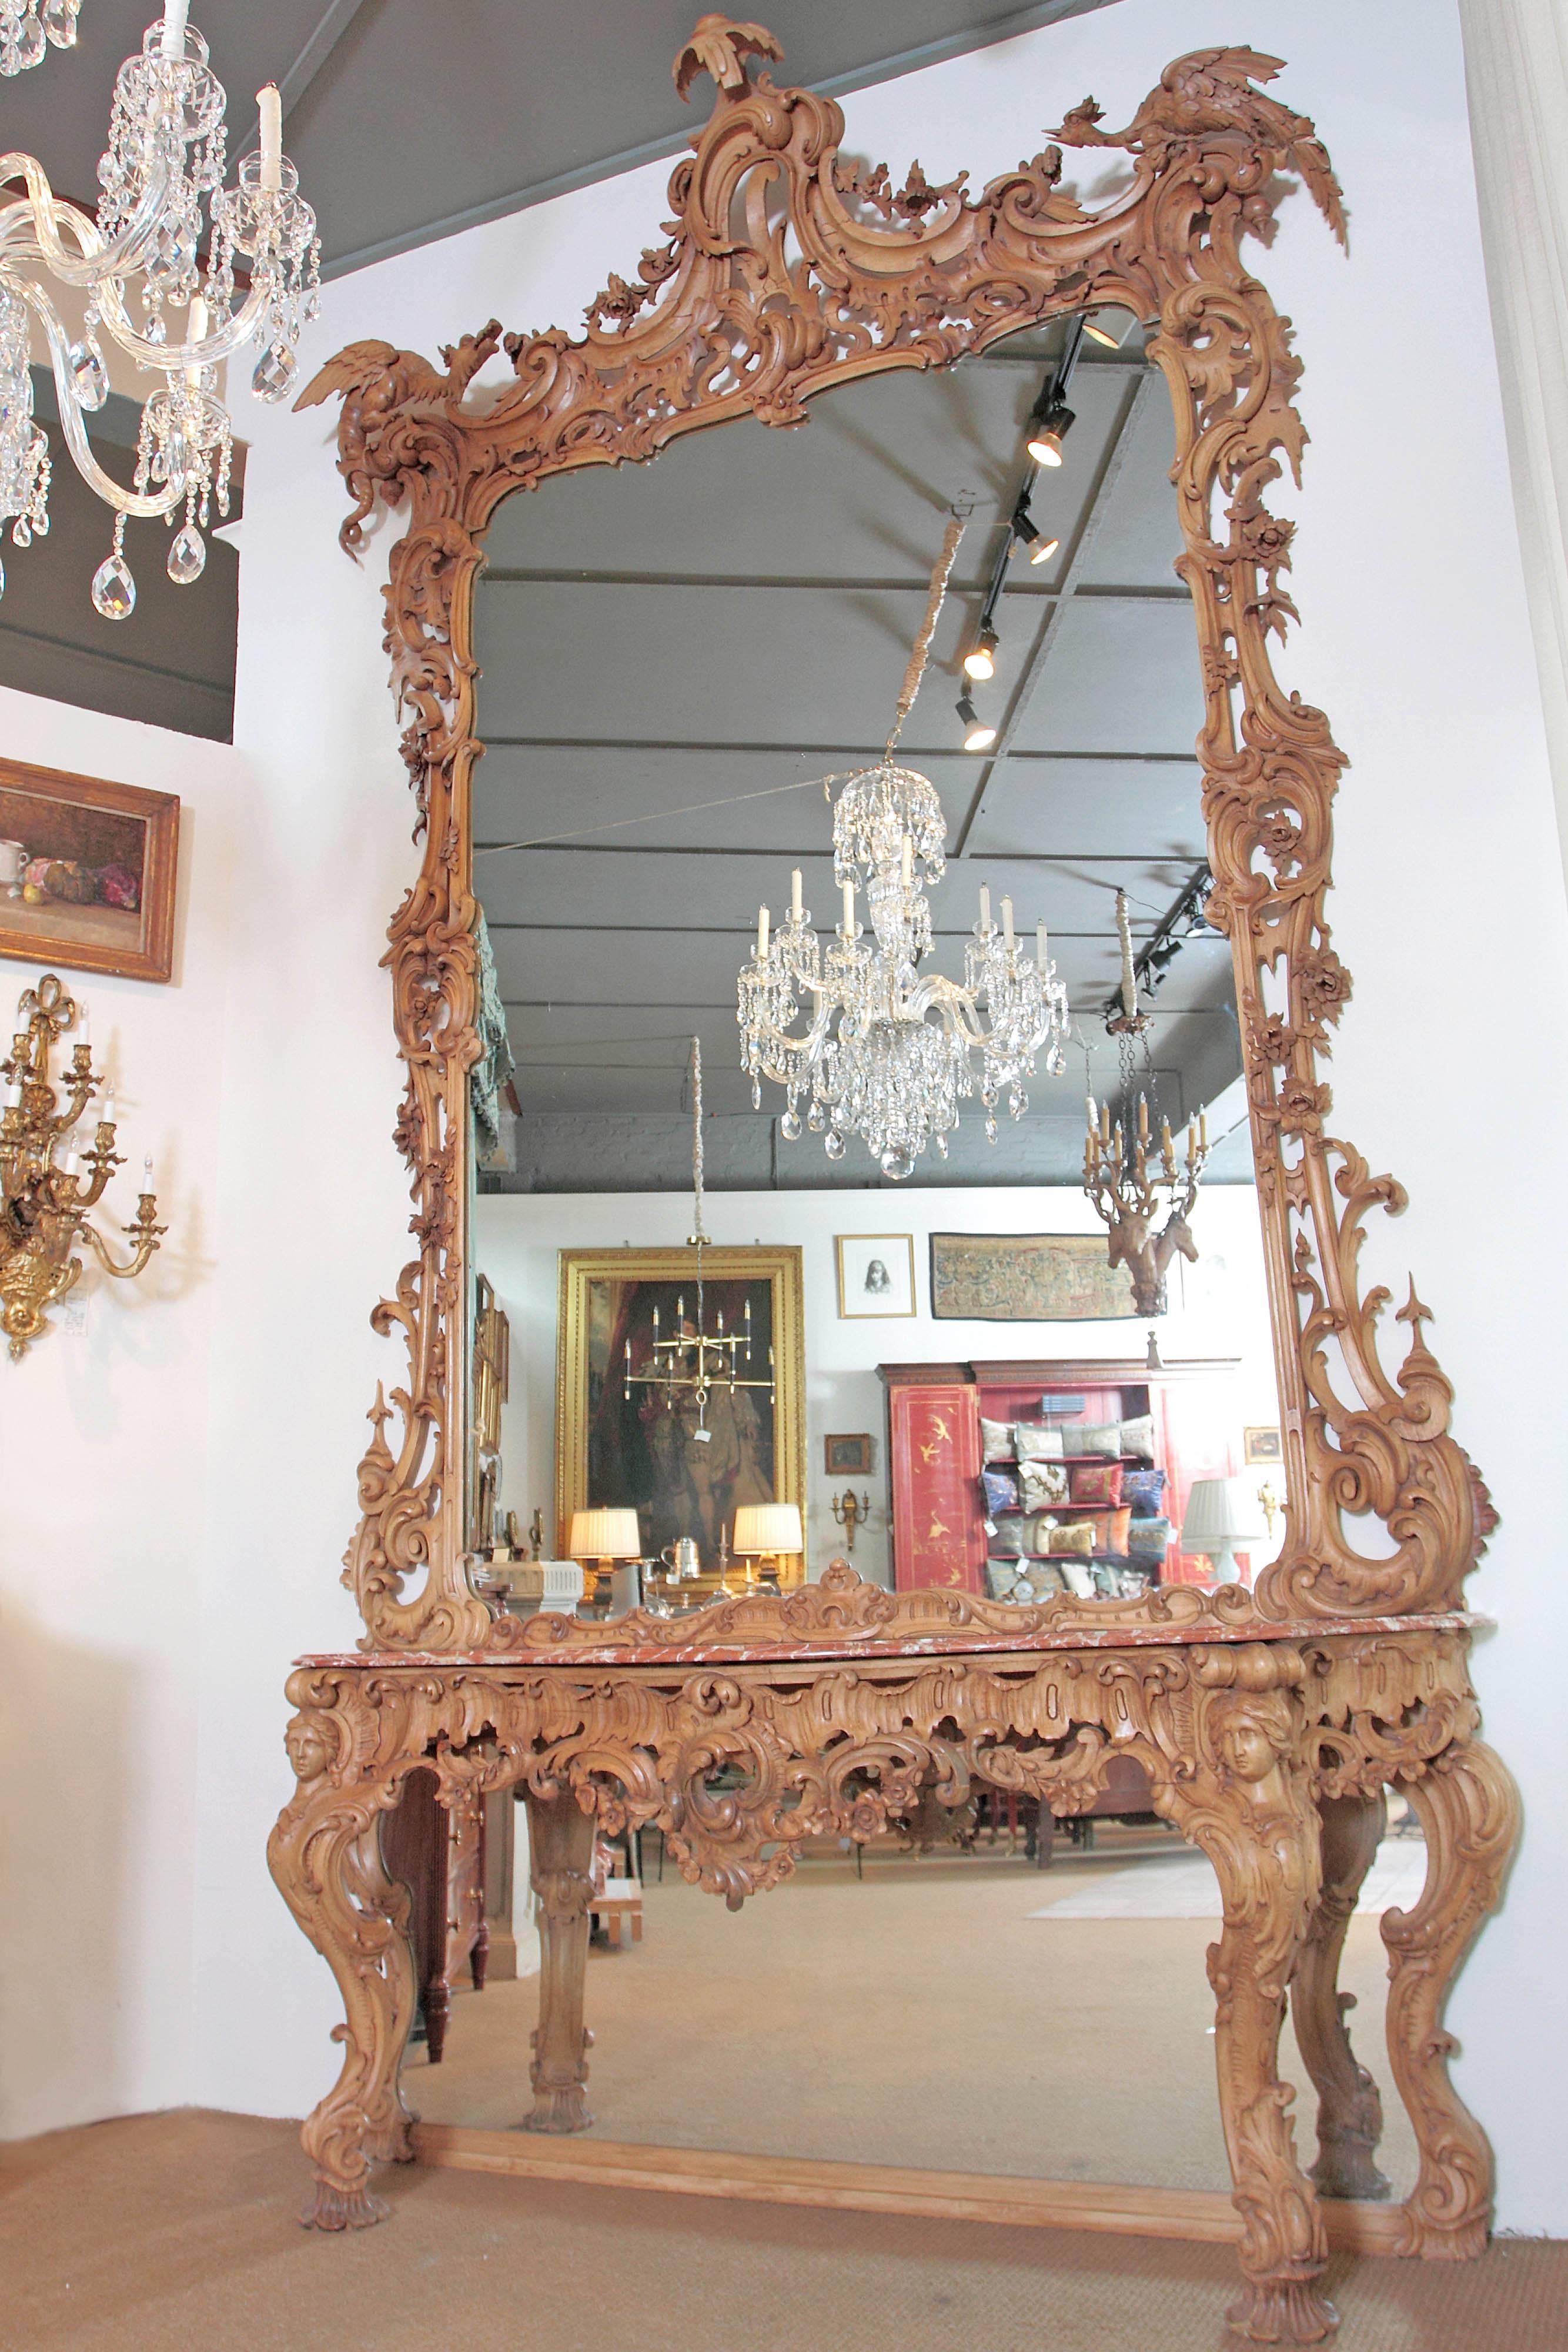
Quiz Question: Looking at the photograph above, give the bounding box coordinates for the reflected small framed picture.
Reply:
[825,1432,874,1476]
[1243,1426,1283,1466]
[835,1233,917,1318]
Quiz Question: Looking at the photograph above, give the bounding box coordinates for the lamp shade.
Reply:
[731,1502,803,1556]
[569,1507,641,1560]
[1181,1477,1267,1551]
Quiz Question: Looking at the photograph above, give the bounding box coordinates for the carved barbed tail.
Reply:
[295,16,1482,1655]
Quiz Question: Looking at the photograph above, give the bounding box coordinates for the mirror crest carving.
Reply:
[298,22,1491,1653]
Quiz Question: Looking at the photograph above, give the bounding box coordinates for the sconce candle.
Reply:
[0,973,165,1359]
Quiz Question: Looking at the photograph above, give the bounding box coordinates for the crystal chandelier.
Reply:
[2,0,80,78]
[0,0,319,613]
[737,519,1069,1178]
[621,1036,775,1438]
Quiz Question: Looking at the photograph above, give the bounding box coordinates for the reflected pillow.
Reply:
[1124,1468,1166,1519]
[1102,1505,1132,1559]
[1120,1414,1156,1462]
[1016,1559,1068,1600]
[1045,1519,1096,1558]
[1014,1423,1066,1461]
[1058,1556,1097,1600]
[1070,1461,1124,1508]
[981,1466,1021,1515]
[985,1559,1027,1601]
[1076,1422,1122,1458]
[1126,1514,1171,1563]
[981,1416,1015,1462]
[1019,1459,1070,1511]
[987,1515,1027,1558]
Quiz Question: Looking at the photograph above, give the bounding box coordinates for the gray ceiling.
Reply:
[5,1,1119,277]
[472,324,1243,1193]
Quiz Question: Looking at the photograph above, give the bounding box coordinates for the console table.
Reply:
[269,1568,1516,2347]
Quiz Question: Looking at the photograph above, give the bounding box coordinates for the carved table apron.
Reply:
[270,1609,1514,2347]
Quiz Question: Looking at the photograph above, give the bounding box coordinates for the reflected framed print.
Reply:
[835,1234,916,1318]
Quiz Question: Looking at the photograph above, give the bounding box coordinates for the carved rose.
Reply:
[1253,1017,1295,1065]
[1296,945,1352,1020]
[1276,1077,1329,1131]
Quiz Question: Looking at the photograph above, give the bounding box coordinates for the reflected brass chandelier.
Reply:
[1,971,163,1357]
[738,519,1069,1177]
[0,1,319,612]
[622,1035,774,1438]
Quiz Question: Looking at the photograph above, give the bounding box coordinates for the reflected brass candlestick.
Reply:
[0,973,165,1361]
[1083,1094,1208,1318]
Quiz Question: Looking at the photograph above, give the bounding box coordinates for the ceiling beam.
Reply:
[952,369,1159,860]
[233,0,377,153]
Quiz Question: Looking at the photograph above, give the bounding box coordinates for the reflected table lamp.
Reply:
[569,1507,643,1610]
[731,1502,803,1594]
[1180,1477,1267,1587]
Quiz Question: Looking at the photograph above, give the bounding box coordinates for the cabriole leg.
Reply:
[1293,1788,1390,2200]
[1383,1737,1520,2257]
[268,1699,417,2228]
[521,1784,596,2133]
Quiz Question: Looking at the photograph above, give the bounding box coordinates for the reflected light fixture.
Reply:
[1082,305,1139,349]
[1011,505,1059,566]
[1027,400,1075,466]
[956,691,995,752]
[962,621,997,680]
[1,0,81,75]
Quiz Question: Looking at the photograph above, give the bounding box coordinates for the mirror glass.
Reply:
[404,322,1420,2200]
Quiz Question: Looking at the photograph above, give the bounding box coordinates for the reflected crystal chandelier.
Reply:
[0,1,319,613]
[622,1036,775,1438]
[737,519,1069,1178]
[2,0,81,78]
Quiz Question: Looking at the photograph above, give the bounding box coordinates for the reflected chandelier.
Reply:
[2,0,81,78]
[0,0,319,612]
[737,518,1069,1178]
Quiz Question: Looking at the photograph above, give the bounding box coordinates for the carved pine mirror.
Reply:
[305,24,1485,1652]
[283,18,1514,2304]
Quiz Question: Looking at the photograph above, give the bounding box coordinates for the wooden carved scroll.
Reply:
[298,19,1491,1651]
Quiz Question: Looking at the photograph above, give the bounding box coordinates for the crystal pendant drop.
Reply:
[0,550,7,600]
[251,342,295,402]
[780,1108,801,1142]
[166,523,205,584]
[807,1102,825,1132]
[67,338,107,410]
[41,0,78,45]
[824,1130,845,1161]
[15,15,44,68]
[91,552,136,620]
[11,519,28,547]
[880,1146,914,1180]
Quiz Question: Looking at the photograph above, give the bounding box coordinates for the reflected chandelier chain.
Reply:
[0,1,320,613]
[738,518,1069,1179]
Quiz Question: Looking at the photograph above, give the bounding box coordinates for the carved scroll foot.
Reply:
[521,1785,596,2134]
[1293,1789,1390,2201]
[1156,1650,1337,2346]
[268,1675,419,2231]
[1383,1737,1520,2257]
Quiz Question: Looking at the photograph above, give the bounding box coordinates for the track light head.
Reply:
[1011,505,1059,566]
[957,692,996,753]
[1027,401,1075,467]
[1082,305,1139,349]
[962,622,998,681]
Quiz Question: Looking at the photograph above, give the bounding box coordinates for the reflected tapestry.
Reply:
[930,1232,1138,1322]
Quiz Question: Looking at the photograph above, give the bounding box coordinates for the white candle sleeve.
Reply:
[841,879,854,935]
[978,885,991,930]
[160,0,189,57]
[790,868,802,922]
[258,85,283,191]
[757,906,769,957]
[1001,895,1014,948]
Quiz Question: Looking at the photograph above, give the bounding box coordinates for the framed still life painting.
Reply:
[556,1246,805,1571]
[0,757,178,983]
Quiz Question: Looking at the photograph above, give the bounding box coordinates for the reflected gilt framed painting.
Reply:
[556,1245,805,1569]
[0,758,178,984]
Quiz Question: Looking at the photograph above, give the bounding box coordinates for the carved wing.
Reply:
[674,15,783,101]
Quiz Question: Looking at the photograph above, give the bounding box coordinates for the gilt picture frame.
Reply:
[0,757,178,984]
[556,1245,806,1572]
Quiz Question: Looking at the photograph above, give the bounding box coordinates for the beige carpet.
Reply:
[3,2109,1565,2352]
[412,1838,1421,2197]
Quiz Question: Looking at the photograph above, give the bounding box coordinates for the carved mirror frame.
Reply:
[300,21,1489,1657]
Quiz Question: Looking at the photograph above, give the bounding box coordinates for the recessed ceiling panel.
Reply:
[1007,598,1206,756]
[965,753,1205,861]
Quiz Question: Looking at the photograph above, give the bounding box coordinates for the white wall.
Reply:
[0,689,245,2137]
[2,0,1560,2236]
[475,1184,1282,1591]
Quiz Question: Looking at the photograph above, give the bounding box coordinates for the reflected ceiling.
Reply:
[472,326,1245,1192]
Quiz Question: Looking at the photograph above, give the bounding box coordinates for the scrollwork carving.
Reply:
[297,21,1488,1665]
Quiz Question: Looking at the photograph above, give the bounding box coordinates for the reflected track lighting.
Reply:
[1082,305,1139,348]
[1027,400,1075,467]
[1011,504,1059,566]
[963,622,998,681]
[956,692,996,752]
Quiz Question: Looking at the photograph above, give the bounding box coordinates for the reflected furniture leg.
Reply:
[269,1677,417,2229]
[1293,1789,1390,2200]
[1156,1649,1336,2345]
[522,1785,596,2133]
[1383,1736,1521,2257]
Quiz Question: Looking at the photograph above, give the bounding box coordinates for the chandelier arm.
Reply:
[0,149,173,288]
[88,265,281,376]
[16,283,186,518]
[78,1218,156,1279]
